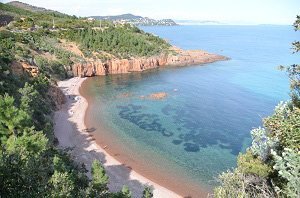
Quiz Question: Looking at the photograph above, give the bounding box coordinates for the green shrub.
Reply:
[237,150,271,178]
[264,102,300,151]
[214,170,247,198]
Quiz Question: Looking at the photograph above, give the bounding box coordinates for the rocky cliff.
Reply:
[72,47,228,77]
[11,46,227,78]
[11,60,39,77]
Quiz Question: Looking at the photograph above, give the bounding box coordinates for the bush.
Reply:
[264,102,300,151]
[237,150,271,178]
[62,26,170,58]
[272,148,300,197]
[250,127,277,161]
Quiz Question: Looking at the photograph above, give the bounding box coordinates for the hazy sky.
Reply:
[2,0,300,24]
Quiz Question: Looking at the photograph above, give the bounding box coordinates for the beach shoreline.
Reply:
[54,77,183,198]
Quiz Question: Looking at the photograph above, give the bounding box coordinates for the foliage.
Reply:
[286,64,300,107]
[0,30,16,63]
[214,170,247,197]
[0,94,30,143]
[121,186,132,198]
[250,127,278,161]
[272,148,300,197]
[142,186,153,198]
[91,159,109,190]
[61,26,170,58]
[5,129,48,158]
[237,150,271,178]
[0,129,52,197]
[49,171,75,197]
[214,169,276,198]
[264,102,300,151]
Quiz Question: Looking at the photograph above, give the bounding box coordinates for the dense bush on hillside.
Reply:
[2,1,170,61]
[61,25,170,58]
[214,17,300,198]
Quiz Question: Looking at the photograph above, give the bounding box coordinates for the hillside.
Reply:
[7,1,57,13]
[2,1,70,19]
[0,1,171,57]
[0,1,226,78]
[0,2,165,196]
[89,14,178,26]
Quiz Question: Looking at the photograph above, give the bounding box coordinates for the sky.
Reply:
[2,0,300,25]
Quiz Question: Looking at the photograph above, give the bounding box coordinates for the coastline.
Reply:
[54,77,182,198]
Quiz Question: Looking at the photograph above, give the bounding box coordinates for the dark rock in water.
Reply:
[184,143,200,152]
[172,139,183,145]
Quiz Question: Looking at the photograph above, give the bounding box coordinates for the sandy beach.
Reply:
[54,77,181,198]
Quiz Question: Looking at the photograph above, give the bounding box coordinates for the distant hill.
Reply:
[7,1,52,12]
[89,14,178,26]
[6,1,69,17]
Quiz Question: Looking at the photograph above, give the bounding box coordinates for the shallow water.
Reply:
[82,25,300,191]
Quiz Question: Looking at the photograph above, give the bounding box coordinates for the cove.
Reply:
[81,25,300,196]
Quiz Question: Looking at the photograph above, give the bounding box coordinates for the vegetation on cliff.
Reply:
[62,26,170,58]
[214,17,300,198]
[0,2,156,197]
[0,27,147,198]
[1,1,170,59]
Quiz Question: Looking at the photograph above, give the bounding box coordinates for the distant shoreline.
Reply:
[54,77,183,198]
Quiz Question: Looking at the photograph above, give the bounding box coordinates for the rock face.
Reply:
[10,47,228,78]
[11,61,39,77]
[71,48,228,77]
[72,56,165,77]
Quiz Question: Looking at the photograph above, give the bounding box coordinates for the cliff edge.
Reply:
[72,46,228,77]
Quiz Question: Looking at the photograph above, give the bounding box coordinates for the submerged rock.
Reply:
[147,92,168,100]
[183,143,200,152]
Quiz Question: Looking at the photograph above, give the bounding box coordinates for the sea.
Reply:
[81,25,300,194]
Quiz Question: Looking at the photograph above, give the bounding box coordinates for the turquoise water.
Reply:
[83,25,300,190]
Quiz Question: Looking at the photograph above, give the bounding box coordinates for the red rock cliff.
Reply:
[71,48,228,77]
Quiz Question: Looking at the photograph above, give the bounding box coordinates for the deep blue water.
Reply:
[84,25,300,189]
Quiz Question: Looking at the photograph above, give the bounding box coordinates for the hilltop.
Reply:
[89,14,178,26]
[7,1,57,13]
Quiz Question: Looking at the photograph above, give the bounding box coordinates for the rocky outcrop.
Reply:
[71,48,228,77]
[10,47,228,78]
[11,61,39,77]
